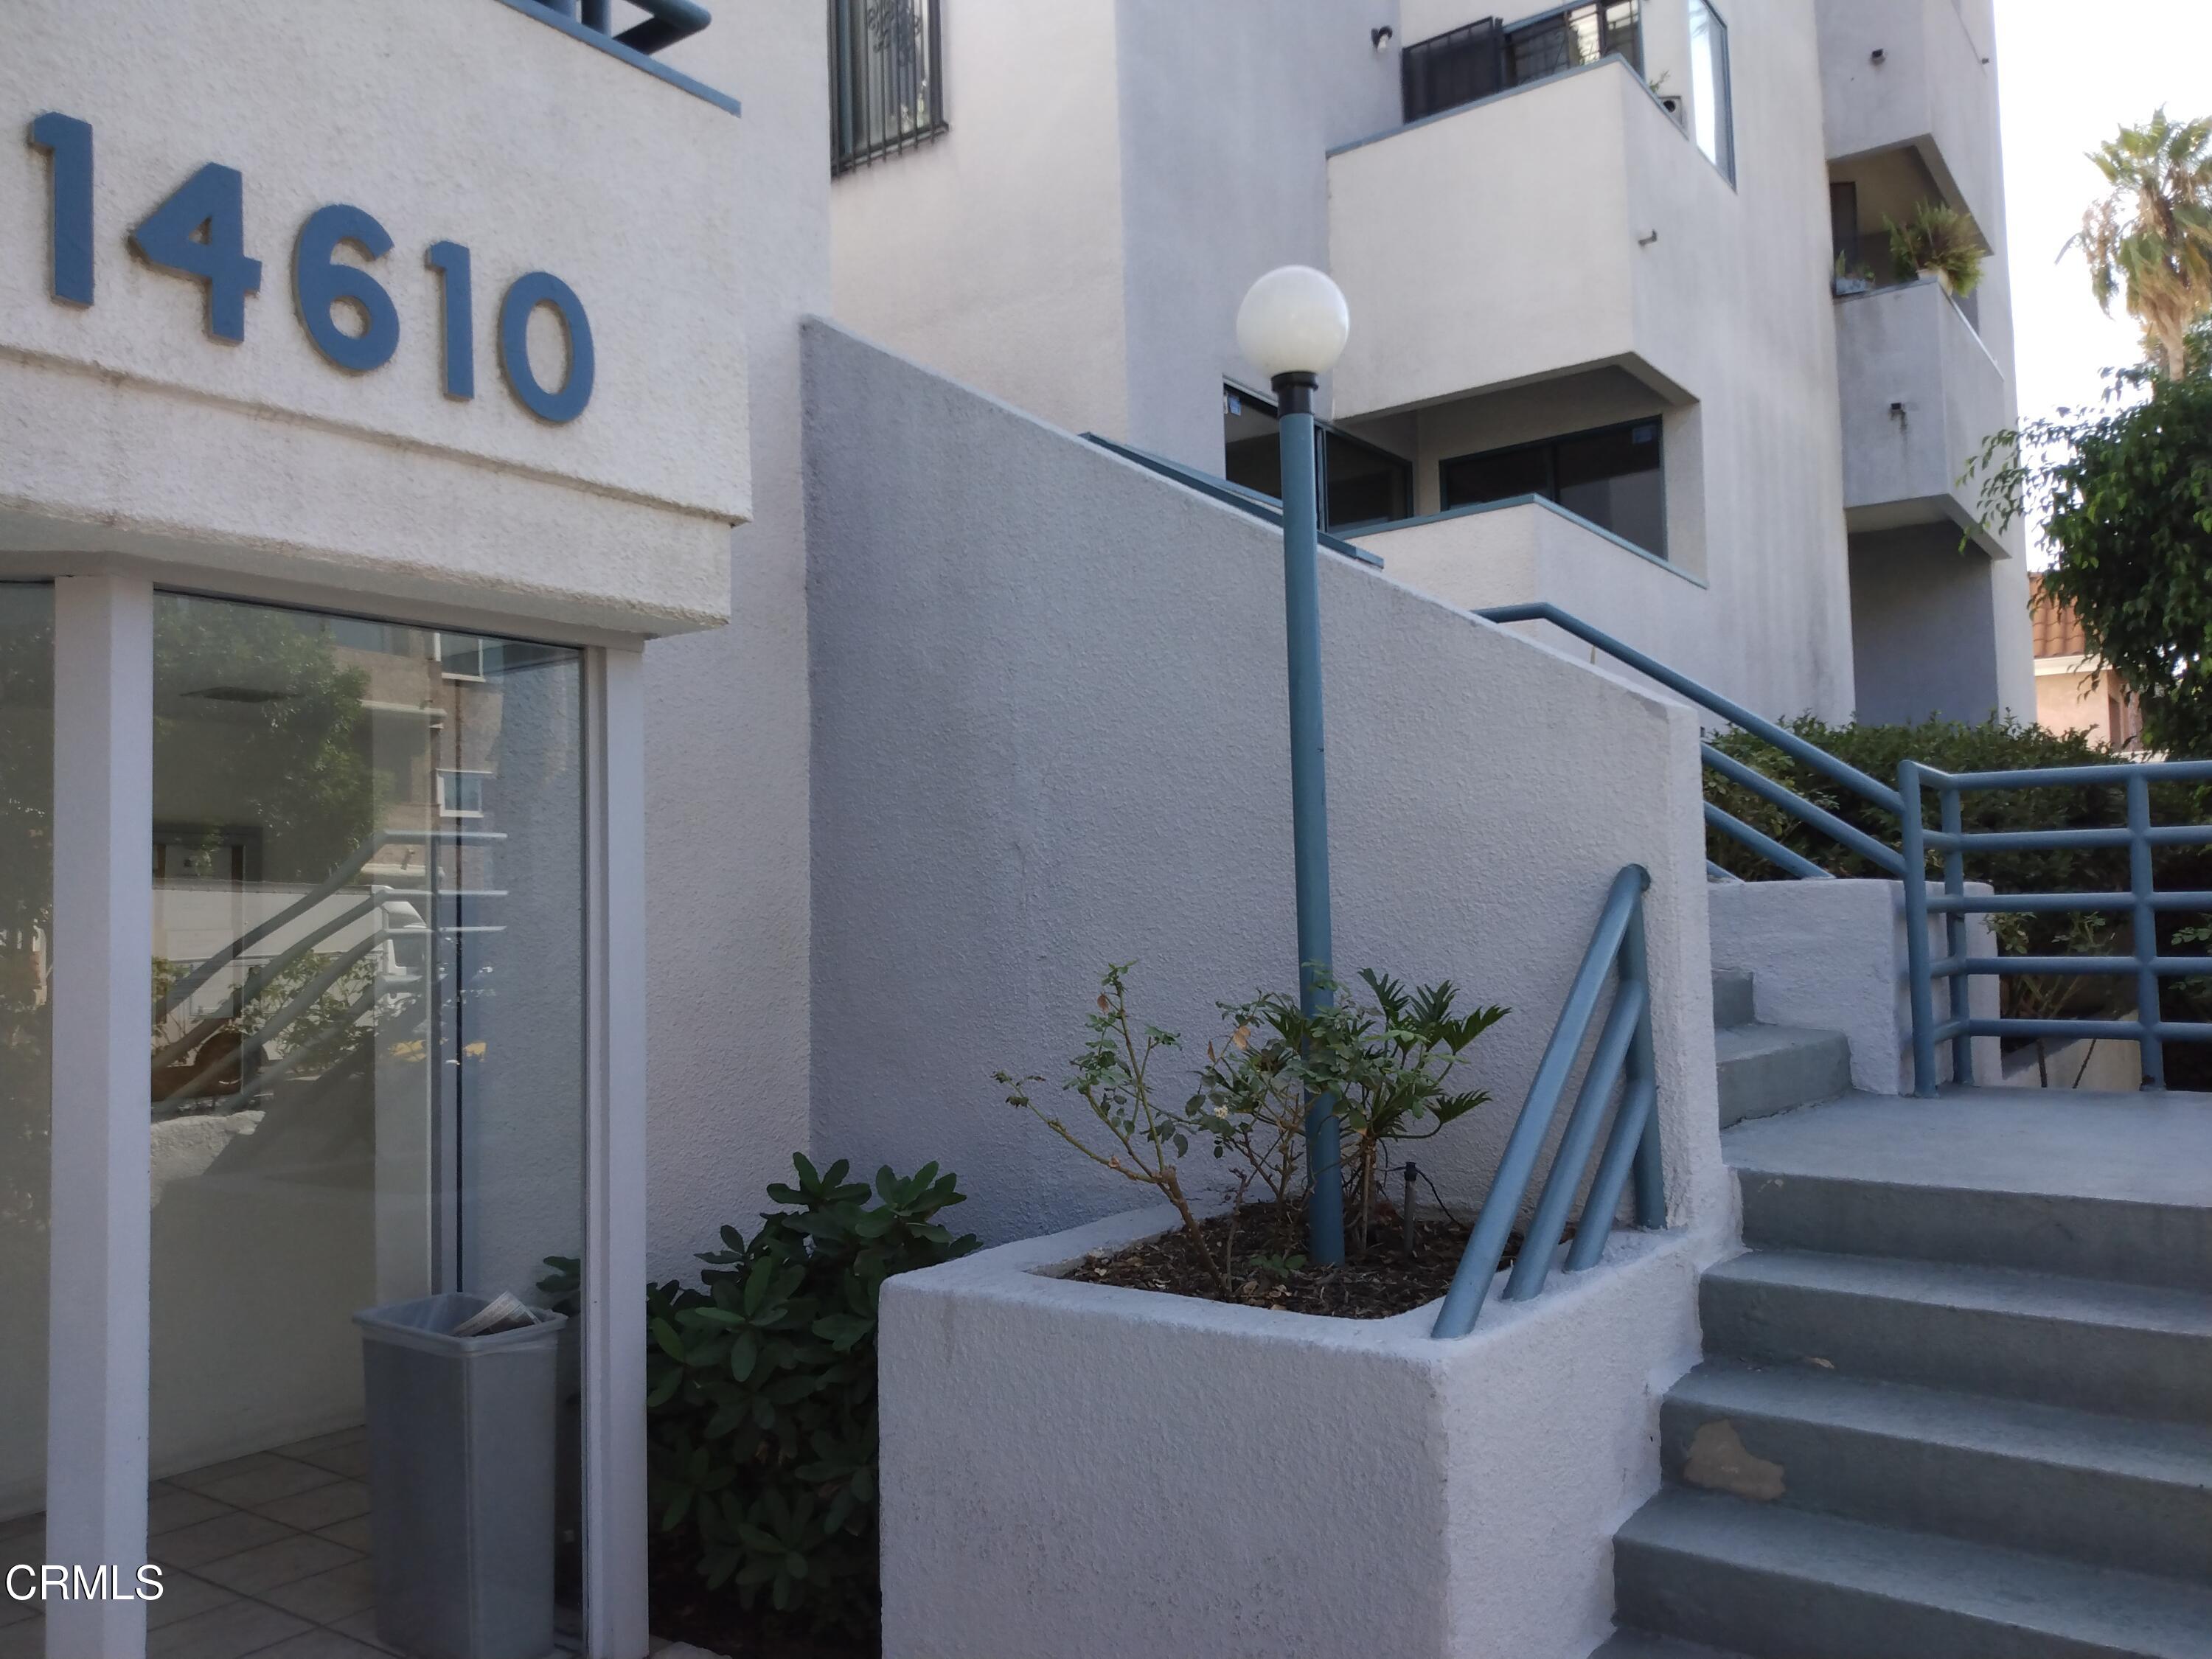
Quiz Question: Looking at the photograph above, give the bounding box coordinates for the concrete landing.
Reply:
[1724,1087,2212,1206]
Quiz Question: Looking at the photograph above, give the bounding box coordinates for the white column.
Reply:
[582,644,648,1658]
[44,575,153,1659]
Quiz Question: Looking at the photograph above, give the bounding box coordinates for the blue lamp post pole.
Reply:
[1238,265,1352,1268]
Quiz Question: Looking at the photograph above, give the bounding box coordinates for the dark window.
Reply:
[1402,3,1641,125]
[1222,387,1413,534]
[830,0,945,175]
[1439,418,1666,558]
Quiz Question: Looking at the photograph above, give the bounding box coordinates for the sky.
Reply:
[1998,0,2212,434]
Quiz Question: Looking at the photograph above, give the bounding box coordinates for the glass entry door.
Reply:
[143,594,588,1656]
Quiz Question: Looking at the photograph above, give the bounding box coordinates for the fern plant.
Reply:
[1887,201,1986,296]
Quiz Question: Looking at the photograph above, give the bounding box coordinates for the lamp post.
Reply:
[1236,265,1351,1267]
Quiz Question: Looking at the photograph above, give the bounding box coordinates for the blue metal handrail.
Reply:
[1475,603,1907,881]
[543,0,711,54]
[1902,757,2212,1095]
[1432,865,1665,1338]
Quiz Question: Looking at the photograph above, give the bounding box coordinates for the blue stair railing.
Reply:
[1900,757,2212,1094]
[1431,865,1664,1338]
[1476,602,1907,883]
[1474,603,2212,1096]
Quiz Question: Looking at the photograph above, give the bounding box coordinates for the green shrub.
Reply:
[1703,714,2212,1047]
[643,1155,976,1633]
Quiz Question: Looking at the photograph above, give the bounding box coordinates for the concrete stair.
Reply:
[1711,970,1851,1127]
[1593,1077,2212,1659]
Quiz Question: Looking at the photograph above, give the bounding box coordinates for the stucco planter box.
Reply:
[880,1203,1708,1659]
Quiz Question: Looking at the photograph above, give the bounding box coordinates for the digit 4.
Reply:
[131,163,262,343]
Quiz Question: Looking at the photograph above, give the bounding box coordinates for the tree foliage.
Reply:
[2067,108,2212,380]
[1971,366,2212,757]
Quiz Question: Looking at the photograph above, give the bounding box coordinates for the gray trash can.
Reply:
[354,1293,568,1659]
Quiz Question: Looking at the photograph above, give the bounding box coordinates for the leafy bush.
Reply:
[1971,367,2212,757]
[1703,714,2212,1040]
[1002,963,1506,1288]
[644,1155,975,1632]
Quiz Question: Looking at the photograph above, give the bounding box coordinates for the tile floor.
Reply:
[0,1426,566,1659]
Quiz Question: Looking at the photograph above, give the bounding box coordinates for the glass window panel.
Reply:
[1222,387,1284,501]
[1440,444,1554,510]
[148,593,588,1650]
[1322,430,1413,530]
[1441,420,1666,557]
[0,584,53,1569]
[1690,0,1735,181]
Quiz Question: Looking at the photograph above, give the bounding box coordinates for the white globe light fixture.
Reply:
[1237,263,1353,1269]
[1236,265,1351,383]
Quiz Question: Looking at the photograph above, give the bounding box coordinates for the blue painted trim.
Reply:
[489,0,741,116]
[1353,494,1708,590]
[1079,434,1385,569]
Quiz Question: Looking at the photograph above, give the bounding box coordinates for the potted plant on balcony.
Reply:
[1832,253,1875,297]
[1886,201,1986,296]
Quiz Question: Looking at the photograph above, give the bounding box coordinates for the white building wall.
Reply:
[827,0,1134,445]
[1112,0,1401,470]
[0,0,749,638]
[804,321,1725,1248]
[642,4,832,1279]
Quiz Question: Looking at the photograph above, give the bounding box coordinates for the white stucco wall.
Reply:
[804,321,1725,1249]
[1849,524,2033,723]
[881,1203,1711,1659]
[0,0,749,636]
[1354,497,1714,682]
[1815,0,2002,238]
[1329,4,1855,723]
[640,4,831,1279]
[1834,279,2008,544]
[1110,0,1401,470]
[827,0,1133,446]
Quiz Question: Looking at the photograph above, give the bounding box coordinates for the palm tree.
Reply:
[2067,108,2212,379]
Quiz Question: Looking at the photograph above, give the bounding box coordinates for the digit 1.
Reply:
[426,241,475,400]
[28,113,94,307]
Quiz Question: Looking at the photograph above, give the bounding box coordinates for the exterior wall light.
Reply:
[1237,263,1352,1266]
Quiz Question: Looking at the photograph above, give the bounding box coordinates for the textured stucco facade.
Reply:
[804,320,1725,1248]
[831,0,2036,727]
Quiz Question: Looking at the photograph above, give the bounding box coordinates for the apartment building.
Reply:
[830,0,2036,726]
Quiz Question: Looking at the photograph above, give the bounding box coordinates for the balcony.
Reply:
[1834,276,2010,552]
[1351,493,1707,664]
[1815,0,2000,232]
[1326,56,1731,421]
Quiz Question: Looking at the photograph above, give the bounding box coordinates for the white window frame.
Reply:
[32,571,648,1659]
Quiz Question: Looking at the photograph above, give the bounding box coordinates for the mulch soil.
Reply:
[650,1554,877,1659]
[1058,1200,1523,1318]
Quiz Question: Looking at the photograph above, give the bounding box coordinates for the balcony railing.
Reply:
[531,0,711,55]
[1401,1,1643,125]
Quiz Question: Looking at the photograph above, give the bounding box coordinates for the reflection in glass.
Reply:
[147,594,586,1652]
[0,585,53,1572]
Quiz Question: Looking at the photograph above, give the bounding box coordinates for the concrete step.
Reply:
[1727,1090,2212,1290]
[1588,1633,1750,1659]
[1661,1360,2212,1581]
[1715,1023,1851,1127]
[1711,968,1756,1030]
[1700,1248,2212,1422]
[1615,1487,2212,1659]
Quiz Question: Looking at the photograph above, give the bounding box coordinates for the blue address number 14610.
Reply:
[27,111,594,425]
